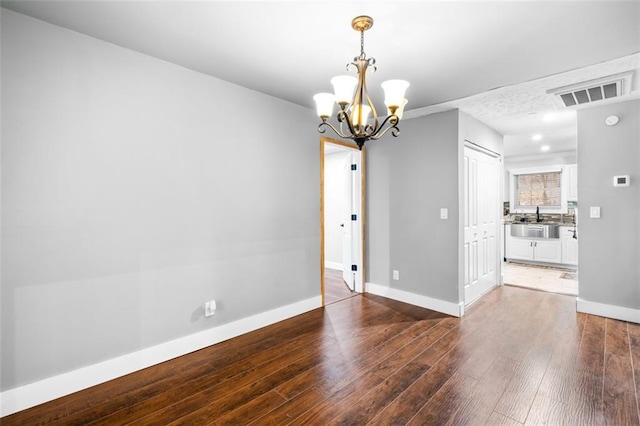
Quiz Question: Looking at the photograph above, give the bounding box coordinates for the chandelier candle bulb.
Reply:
[313,15,409,150]
[331,75,358,105]
[351,104,371,127]
[313,93,336,119]
[382,80,411,110]
[388,98,409,120]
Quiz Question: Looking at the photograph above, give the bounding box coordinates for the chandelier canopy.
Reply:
[313,16,409,150]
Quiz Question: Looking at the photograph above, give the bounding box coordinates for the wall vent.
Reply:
[547,71,633,108]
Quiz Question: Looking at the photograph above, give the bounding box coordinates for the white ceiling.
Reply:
[2,1,640,157]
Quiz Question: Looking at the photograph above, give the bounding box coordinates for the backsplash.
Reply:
[503,201,578,224]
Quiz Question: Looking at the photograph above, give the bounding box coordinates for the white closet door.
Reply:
[464,145,500,305]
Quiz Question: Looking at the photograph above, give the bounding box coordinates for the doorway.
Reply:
[321,137,365,305]
[502,164,579,297]
[463,143,502,306]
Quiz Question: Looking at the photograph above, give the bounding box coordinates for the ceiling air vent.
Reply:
[547,71,633,108]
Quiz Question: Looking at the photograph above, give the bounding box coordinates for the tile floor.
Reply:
[503,261,578,296]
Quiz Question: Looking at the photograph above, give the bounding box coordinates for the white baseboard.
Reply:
[0,295,322,417]
[366,282,463,317]
[324,261,343,271]
[576,298,640,324]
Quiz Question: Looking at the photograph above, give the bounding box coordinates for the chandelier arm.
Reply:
[317,121,351,140]
[368,114,401,140]
[369,124,399,141]
[336,109,358,138]
[363,124,374,134]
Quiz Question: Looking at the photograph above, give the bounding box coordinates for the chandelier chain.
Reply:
[360,30,366,59]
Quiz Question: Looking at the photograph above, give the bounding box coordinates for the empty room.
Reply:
[1,1,639,424]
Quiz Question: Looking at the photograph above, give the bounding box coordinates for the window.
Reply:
[515,172,561,208]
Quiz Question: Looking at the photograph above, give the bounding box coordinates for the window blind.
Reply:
[515,172,561,207]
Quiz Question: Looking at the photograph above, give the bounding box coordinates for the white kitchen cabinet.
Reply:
[534,240,563,263]
[506,235,562,264]
[561,226,579,265]
[566,164,578,201]
[507,237,536,261]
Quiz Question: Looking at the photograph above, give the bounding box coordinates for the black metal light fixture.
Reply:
[313,16,409,150]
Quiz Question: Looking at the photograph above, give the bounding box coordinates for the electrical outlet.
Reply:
[205,300,216,317]
[393,270,400,280]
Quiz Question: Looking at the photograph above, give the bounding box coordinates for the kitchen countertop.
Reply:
[503,221,577,226]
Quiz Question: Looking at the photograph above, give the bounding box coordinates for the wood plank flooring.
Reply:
[323,267,356,305]
[3,285,639,425]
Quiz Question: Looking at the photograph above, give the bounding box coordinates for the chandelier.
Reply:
[313,16,409,150]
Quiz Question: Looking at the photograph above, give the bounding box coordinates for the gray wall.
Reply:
[366,110,503,306]
[367,110,460,303]
[577,99,640,311]
[459,111,504,156]
[1,10,320,391]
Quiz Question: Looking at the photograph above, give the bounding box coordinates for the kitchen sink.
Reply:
[510,223,561,239]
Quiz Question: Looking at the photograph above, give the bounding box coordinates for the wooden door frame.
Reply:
[320,136,367,306]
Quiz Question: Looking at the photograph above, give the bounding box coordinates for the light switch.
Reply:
[393,270,400,280]
[440,208,448,219]
[590,206,600,218]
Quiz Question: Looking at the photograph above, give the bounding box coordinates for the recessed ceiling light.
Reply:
[532,134,543,141]
[541,145,550,152]
[543,112,558,122]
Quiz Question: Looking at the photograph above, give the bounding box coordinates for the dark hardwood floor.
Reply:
[3,285,639,425]
[323,267,356,305]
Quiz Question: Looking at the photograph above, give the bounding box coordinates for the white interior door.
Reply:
[342,154,354,290]
[340,150,363,292]
[464,145,500,305]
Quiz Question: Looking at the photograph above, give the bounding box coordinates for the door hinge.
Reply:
[351,164,357,171]
[351,214,357,221]
[351,264,358,272]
